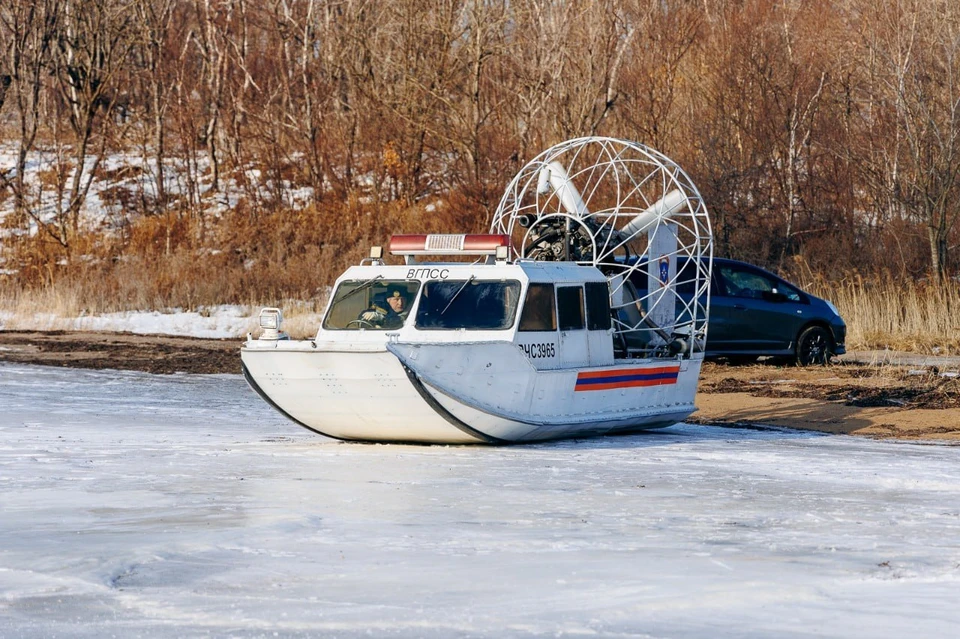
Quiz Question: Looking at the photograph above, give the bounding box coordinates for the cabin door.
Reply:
[557,285,589,368]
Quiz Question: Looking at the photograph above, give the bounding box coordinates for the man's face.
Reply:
[387,294,405,313]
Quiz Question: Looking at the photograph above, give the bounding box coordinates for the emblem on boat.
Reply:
[241,137,713,444]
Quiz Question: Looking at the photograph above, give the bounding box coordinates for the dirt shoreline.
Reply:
[2,330,957,441]
[0,330,240,375]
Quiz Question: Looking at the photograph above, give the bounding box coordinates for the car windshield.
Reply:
[322,279,420,330]
[415,280,521,330]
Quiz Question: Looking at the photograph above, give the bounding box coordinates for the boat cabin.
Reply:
[316,234,616,369]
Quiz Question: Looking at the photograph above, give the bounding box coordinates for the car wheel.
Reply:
[795,326,831,366]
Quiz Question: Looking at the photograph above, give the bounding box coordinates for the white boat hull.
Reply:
[241,340,700,444]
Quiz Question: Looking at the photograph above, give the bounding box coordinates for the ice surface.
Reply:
[1,362,959,638]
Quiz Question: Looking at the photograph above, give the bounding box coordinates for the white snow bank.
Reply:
[0,305,257,338]
[69,305,256,338]
[2,304,325,339]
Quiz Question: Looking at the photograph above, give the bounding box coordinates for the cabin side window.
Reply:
[557,286,585,331]
[518,283,557,332]
[584,282,611,330]
[415,280,521,330]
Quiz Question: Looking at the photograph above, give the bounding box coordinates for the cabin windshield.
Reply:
[415,280,521,330]
[322,279,421,330]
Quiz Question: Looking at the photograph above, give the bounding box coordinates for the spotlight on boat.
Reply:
[258,307,284,340]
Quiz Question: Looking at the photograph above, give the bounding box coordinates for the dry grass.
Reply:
[0,285,87,329]
[5,268,956,351]
[0,197,480,337]
[2,200,957,351]
[806,277,960,355]
[271,300,327,340]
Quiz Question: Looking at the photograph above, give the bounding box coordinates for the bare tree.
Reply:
[502,0,567,162]
[268,0,333,205]
[191,0,229,193]
[419,0,510,212]
[854,0,960,279]
[53,0,136,246]
[552,0,636,140]
[132,0,178,214]
[618,1,700,152]
[0,0,60,230]
[766,1,831,261]
[359,0,462,204]
[3,0,960,286]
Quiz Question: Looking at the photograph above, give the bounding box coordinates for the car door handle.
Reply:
[733,304,747,310]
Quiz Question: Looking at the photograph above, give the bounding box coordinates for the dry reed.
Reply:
[0,197,478,338]
[807,277,960,355]
[2,201,957,351]
[5,267,957,352]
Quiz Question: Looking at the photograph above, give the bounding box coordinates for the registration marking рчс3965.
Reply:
[519,342,556,359]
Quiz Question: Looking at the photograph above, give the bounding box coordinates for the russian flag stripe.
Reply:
[574,366,680,391]
[577,366,680,380]
[577,372,678,385]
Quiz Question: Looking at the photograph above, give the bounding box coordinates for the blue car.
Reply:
[629,257,846,365]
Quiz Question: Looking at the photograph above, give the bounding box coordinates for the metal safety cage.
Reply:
[490,137,713,359]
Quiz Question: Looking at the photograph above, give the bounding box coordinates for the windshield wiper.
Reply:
[440,276,475,315]
[339,275,384,302]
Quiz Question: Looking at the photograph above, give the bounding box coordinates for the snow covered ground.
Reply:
[0,305,258,339]
[2,362,959,638]
[0,145,316,241]
[0,305,331,341]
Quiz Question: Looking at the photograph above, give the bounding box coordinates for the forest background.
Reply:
[1,0,958,351]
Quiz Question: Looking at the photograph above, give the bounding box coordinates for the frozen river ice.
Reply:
[1,362,959,638]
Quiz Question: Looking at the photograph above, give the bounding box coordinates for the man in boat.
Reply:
[359,286,409,329]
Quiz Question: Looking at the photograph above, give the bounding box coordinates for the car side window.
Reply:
[775,280,802,302]
[719,266,800,302]
[711,271,725,296]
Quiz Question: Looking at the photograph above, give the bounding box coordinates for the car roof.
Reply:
[709,257,788,281]
[628,255,799,289]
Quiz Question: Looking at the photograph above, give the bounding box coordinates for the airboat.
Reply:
[241,137,713,444]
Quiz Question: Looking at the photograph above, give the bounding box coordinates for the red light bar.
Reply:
[389,234,511,255]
